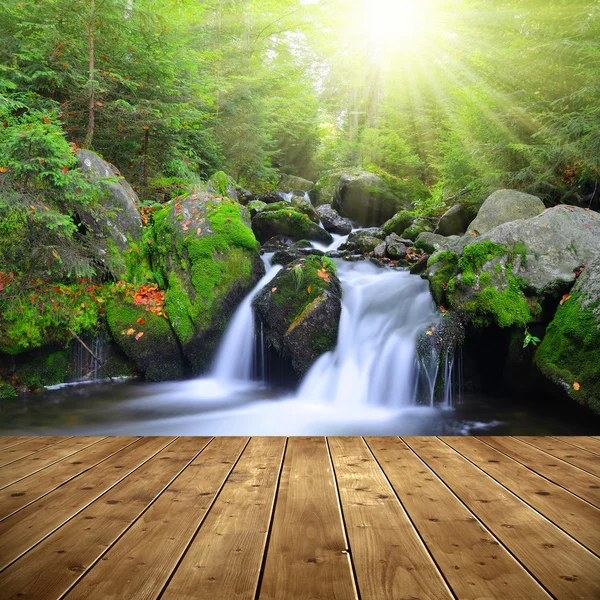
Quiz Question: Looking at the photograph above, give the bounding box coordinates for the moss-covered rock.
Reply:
[332,172,411,227]
[150,193,264,371]
[106,293,184,381]
[252,208,333,245]
[253,255,342,375]
[290,193,320,223]
[382,210,413,236]
[247,200,268,217]
[401,217,435,241]
[14,349,70,387]
[0,379,17,400]
[309,172,345,206]
[535,257,600,414]
[278,173,315,192]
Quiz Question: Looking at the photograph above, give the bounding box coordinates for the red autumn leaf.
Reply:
[137,317,146,325]
[42,117,51,124]
[95,101,103,107]
[61,166,68,174]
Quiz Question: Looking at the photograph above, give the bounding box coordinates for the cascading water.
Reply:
[296,260,450,407]
[211,253,281,382]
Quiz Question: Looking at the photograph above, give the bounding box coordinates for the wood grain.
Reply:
[0,436,67,468]
[259,437,358,600]
[63,437,248,600]
[481,436,600,508]
[405,436,600,599]
[517,436,600,477]
[553,436,600,456]
[329,437,453,600]
[0,438,30,452]
[0,437,211,600]
[367,436,550,599]
[162,437,284,600]
[445,436,600,556]
[0,436,104,489]
[0,436,169,570]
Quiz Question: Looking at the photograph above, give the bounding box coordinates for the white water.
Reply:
[211,253,281,382]
[297,261,440,407]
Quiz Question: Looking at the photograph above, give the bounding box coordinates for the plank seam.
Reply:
[0,436,174,573]
[253,437,290,600]
[54,436,215,600]
[549,436,600,457]
[155,436,253,600]
[436,437,600,558]
[400,437,558,599]
[0,437,108,491]
[476,437,600,510]
[325,437,362,600]
[362,437,459,600]
[0,438,32,453]
[514,437,600,479]
[0,437,74,469]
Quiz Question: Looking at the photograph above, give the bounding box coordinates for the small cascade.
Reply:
[70,332,110,381]
[211,254,281,382]
[276,191,293,202]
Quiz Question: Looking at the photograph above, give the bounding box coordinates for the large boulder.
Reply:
[424,206,600,327]
[339,228,386,254]
[435,204,470,236]
[252,209,333,246]
[309,172,344,207]
[291,192,320,223]
[253,256,342,375]
[316,205,353,235]
[76,150,143,250]
[414,232,457,254]
[332,172,410,227]
[467,189,545,235]
[278,173,314,192]
[535,257,600,414]
[207,171,240,201]
[150,194,264,371]
[106,292,184,381]
[382,210,413,236]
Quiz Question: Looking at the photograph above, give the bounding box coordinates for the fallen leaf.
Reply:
[560,294,571,306]
[61,166,68,174]
[135,332,144,340]
[440,306,448,313]
[469,231,478,237]
[573,381,580,391]
[271,287,277,292]
[52,250,60,259]
[307,286,312,294]
[126,328,135,335]
[137,317,146,325]
[196,227,202,235]
[426,330,433,336]
[317,269,330,283]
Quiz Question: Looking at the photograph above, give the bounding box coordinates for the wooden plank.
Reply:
[553,436,600,456]
[445,436,600,556]
[405,436,600,600]
[328,437,453,600]
[0,438,31,452]
[0,437,212,600]
[63,437,250,600]
[0,436,139,520]
[517,436,600,477]
[0,436,67,468]
[258,437,358,600]
[0,437,105,489]
[161,437,284,600]
[366,437,551,599]
[482,436,600,508]
[0,436,171,570]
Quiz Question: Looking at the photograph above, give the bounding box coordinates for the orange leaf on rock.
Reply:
[135,332,144,340]
[560,294,571,306]
[317,269,330,283]
[573,382,580,391]
[137,317,146,325]
[271,287,277,293]
[126,328,135,335]
[307,286,312,294]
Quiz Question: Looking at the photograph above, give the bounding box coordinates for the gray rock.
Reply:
[414,232,449,254]
[207,171,239,201]
[309,172,344,207]
[480,205,600,293]
[291,193,320,223]
[340,228,385,253]
[278,173,314,192]
[385,234,407,259]
[248,200,267,218]
[317,205,353,235]
[252,209,333,245]
[467,189,545,235]
[332,172,410,227]
[435,204,470,236]
[373,242,387,259]
[76,150,143,250]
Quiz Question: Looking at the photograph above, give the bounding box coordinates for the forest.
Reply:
[0,0,599,433]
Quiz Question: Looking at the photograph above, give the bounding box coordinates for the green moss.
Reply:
[0,380,17,400]
[272,255,337,323]
[382,210,413,235]
[16,350,69,387]
[150,197,259,346]
[258,208,312,232]
[535,291,600,413]
[426,251,459,305]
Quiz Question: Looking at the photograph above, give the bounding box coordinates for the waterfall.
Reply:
[211,254,281,382]
[70,332,110,381]
[296,261,448,407]
[276,191,293,202]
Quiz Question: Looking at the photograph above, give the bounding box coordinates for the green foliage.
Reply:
[523,329,541,349]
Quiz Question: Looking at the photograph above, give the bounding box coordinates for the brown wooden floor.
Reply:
[0,436,599,599]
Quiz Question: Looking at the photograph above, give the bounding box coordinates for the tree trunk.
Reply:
[84,0,95,148]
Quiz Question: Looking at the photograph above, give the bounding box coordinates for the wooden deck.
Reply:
[0,436,598,599]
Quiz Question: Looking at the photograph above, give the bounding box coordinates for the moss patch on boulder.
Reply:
[251,208,333,245]
[382,210,413,236]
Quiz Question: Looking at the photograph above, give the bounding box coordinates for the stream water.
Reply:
[1,232,597,436]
